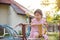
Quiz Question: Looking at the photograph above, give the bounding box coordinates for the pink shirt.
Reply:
[31,18,46,32]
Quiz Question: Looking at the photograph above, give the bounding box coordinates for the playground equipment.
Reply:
[0,24,31,40]
[0,24,21,40]
[26,25,31,37]
[16,23,47,40]
[0,23,47,40]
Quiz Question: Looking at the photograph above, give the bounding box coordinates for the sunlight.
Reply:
[57,11,60,14]
[49,0,57,3]
[14,0,42,10]
[14,0,57,17]
[14,0,57,11]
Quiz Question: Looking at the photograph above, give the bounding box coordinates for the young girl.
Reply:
[29,9,48,40]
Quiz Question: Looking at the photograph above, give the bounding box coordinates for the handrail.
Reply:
[15,23,47,40]
[15,23,30,40]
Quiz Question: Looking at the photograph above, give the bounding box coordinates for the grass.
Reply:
[3,32,59,40]
[40,32,59,40]
[48,36,57,40]
[48,32,59,40]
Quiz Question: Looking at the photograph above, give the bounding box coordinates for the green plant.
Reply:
[4,34,10,37]
[18,30,22,35]
[0,33,3,36]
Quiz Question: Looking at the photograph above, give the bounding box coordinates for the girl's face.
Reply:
[34,12,42,19]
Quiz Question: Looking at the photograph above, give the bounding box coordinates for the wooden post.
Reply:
[22,24,27,40]
[15,23,27,40]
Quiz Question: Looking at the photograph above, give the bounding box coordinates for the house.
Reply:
[0,0,32,37]
[0,0,31,27]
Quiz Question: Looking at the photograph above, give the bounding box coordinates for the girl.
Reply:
[29,9,48,40]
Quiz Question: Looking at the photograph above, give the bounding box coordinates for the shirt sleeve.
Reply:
[31,18,37,25]
[31,18,35,23]
[43,18,47,24]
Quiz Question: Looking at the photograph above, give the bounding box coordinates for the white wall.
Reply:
[9,6,28,27]
[0,4,29,27]
[0,4,29,33]
[0,4,9,24]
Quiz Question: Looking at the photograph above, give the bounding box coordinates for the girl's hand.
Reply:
[31,23,42,26]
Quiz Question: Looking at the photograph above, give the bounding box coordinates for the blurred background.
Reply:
[0,0,60,40]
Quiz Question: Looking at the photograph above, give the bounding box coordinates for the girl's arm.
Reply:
[44,21,48,28]
[31,22,41,26]
[43,18,48,28]
[31,19,42,26]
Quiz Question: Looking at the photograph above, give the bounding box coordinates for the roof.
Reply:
[0,0,11,4]
[0,0,30,15]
